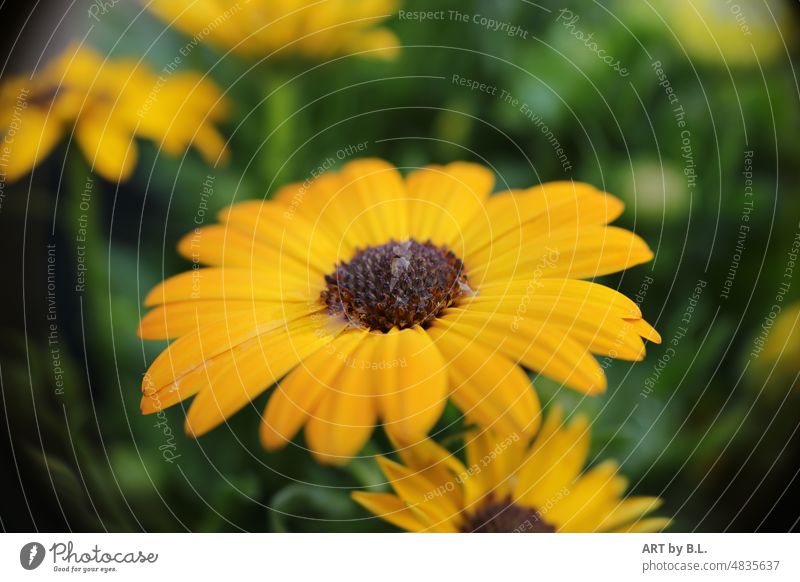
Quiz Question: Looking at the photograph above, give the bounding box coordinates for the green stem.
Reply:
[66,153,108,353]
[63,152,133,530]
[343,442,388,490]
[258,70,298,194]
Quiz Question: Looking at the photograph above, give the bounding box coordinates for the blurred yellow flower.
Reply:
[146,0,400,61]
[354,407,669,532]
[653,0,794,66]
[138,159,659,464]
[0,44,229,183]
[752,301,800,391]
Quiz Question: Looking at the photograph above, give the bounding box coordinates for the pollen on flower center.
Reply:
[461,497,556,533]
[321,239,471,333]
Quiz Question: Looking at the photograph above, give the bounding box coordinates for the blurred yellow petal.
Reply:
[361,408,668,533]
[612,517,671,533]
[74,111,138,182]
[1,108,64,181]
[351,492,427,532]
[376,456,460,530]
[146,0,401,61]
[545,461,628,532]
[137,300,312,340]
[597,497,664,532]
[514,415,591,508]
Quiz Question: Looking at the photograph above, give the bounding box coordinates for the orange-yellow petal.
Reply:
[260,329,367,450]
[351,492,427,532]
[427,324,541,436]
[184,315,346,437]
[370,327,449,444]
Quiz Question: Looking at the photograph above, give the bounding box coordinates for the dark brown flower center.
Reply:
[461,497,556,533]
[321,239,471,333]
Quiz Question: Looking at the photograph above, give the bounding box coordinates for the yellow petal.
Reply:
[469,225,653,284]
[351,492,426,532]
[144,267,315,307]
[376,456,461,530]
[545,460,628,532]
[273,172,354,250]
[219,201,341,274]
[435,310,606,394]
[177,225,312,279]
[184,315,346,436]
[192,123,229,165]
[462,296,649,361]
[406,162,495,246]
[514,415,591,508]
[427,325,541,436]
[74,111,138,182]
[1,107,63,181]
[345,28,400,60]
[304,354,378,465]
[596,497,664,531]
[471,278,642,319]
[260,329,367,450]
[462,182,624,256]
[140,312,327,414]
[137,300,309,340]
[370,327,449,444]
[628,318,662,344]
[337,158,409,244]
[612,517,671,533]
[388,437,470,516]
[463,428,529,506]
[142,306,319,393]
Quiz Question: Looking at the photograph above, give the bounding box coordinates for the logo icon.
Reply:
[20,542,46,570]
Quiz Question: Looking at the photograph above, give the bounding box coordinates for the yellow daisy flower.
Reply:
[353,408,669,532]
[751,301,800,393]
[0,44,229,182]
[647,0,794,66]
[146,0,400,61]
[138,158,660,464]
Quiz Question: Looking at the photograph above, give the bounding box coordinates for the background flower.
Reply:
[354,407,668,532]
[0,44,229,182]
[145,0,400,61]
[636,0,796,67]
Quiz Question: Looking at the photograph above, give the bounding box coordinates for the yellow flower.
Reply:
[649,0,794,66]
[353,408,669,532]
[146,0,400,61]
[752,301,800,392]
[138,159,660,464]
[0,44,229,182]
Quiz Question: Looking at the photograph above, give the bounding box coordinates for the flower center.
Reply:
[461,497,556,533]
[321,239,471,333]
